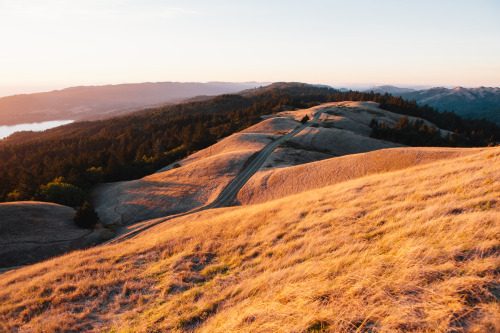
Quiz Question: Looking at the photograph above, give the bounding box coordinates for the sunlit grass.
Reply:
[0,147,498,332]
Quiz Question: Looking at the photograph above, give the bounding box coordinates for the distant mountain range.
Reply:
[0,82,265,126]
[365,85,500,125]
[2,82,498,127]
[363,85,418,95]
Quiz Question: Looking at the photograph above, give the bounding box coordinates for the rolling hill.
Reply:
[0,91,498,331]
[0,146,498,332]
[91,102,410,227]
[0,202,113,269]
[237,146,482,205]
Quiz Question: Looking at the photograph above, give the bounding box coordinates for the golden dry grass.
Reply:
[239,147,485,205]
[90,101,435,227]
[0,147,499,332]
[92,117,300,226]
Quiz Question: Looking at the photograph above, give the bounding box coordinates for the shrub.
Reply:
[35,177,86,207]
[300,115,310,124]
[5,189,26,202]
[84,167,103,185]
[73,201,99,228]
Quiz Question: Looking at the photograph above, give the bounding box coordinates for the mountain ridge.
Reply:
[0,81,265,126]
[365,85,500,124]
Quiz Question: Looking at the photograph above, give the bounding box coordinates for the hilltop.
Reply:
[91,102,412,227]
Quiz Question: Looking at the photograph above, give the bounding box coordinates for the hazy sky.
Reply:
[1,0,499,96]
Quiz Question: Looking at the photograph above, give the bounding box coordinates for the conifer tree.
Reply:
[73,201,99,229]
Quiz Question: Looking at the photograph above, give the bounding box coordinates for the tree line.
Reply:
[369,116,493,147]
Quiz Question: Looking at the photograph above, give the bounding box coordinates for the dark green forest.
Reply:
[369,116,497,147]
[1,83,498,206]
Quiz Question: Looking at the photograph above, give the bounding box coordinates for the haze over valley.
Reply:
[1,82,499,141]
[0,81,263,127]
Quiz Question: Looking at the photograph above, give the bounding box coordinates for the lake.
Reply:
[0,120,74,140]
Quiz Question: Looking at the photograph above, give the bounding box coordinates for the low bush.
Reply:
[73,201,99,229]
[35,177,86,207]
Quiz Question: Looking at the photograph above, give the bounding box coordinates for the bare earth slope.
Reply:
[0,147,498,332]
[0,202,113,268]
[92,117,301,226]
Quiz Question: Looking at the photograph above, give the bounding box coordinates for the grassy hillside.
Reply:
[90,102,403,227]
[0,202,113,268]
[1,147,498,332]
[238,147,483,205]
[91,102,401,227]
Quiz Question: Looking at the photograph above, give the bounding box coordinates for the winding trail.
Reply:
[104,110,323,245]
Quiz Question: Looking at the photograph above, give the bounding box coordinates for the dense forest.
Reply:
[369,116,494,147]
[1,83,498,206]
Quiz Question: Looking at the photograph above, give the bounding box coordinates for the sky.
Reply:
[0,0,499,97]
